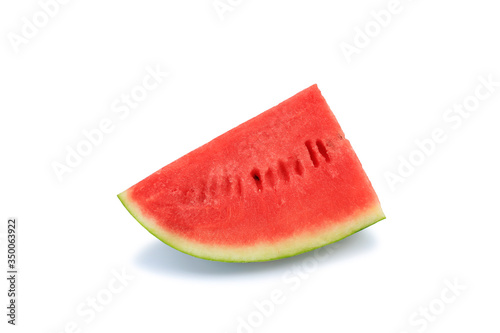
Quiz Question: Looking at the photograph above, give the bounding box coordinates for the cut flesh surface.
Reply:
[118,85,385,262]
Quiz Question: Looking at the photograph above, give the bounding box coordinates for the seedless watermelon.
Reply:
[118,85,385,262]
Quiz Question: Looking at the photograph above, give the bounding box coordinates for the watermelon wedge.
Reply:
[118,85,385,262]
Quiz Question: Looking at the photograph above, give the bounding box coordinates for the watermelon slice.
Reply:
[118,85,385,262]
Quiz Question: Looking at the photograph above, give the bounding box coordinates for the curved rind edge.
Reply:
[118,190,386,263]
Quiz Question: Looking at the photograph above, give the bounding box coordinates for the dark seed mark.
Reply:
[199,181,207,202]
[337,133,344,140]
[265,168,275,187]
[189,188,198,204]
[305,140,319,167]
[294,158,304,176]
[316,139,330,162]
[251,169,263,191]
[237,177,243,195]
[209,177,218,197]
[278,160,290,181]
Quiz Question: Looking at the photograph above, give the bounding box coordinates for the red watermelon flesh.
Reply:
[118,85,385,262]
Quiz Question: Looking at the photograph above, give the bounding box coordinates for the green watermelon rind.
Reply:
[118,191,385,263]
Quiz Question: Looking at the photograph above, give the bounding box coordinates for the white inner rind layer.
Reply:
[118,191,386,262]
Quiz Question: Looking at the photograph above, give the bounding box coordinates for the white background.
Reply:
[1,0,499,332]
